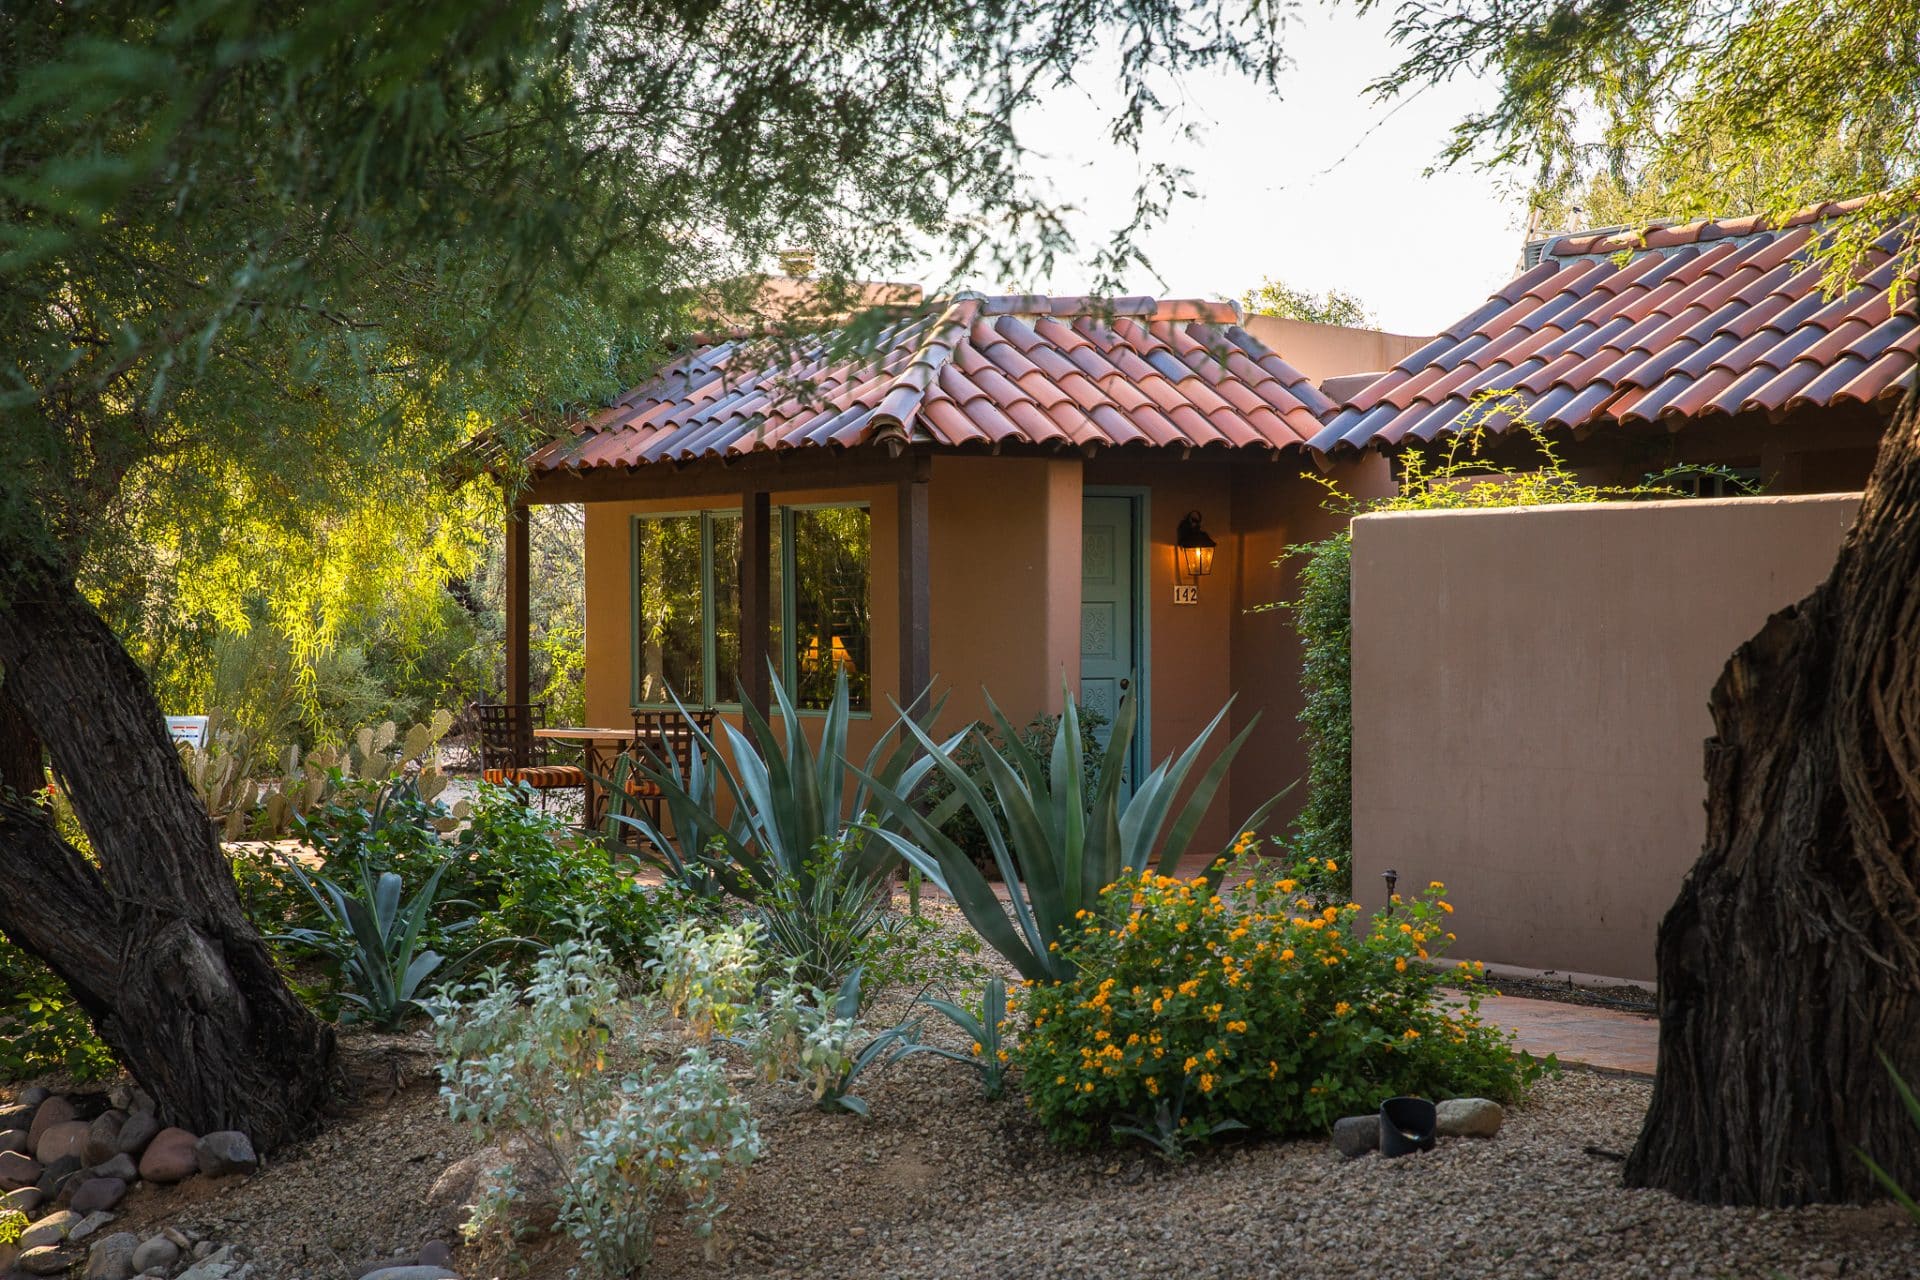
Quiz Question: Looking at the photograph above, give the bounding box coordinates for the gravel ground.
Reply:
[66,903,1920,1280]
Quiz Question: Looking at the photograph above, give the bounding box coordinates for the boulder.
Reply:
[0,1103,35,1131]
[194,1131,257,1178]
[417,1242,453,1269]
[35,1119,92,1165]
[3,1185,43,1214]
[18,1244,79,1275]
[91,1154,137,1183]
[360,1269,461,1280]
[85,1232,140,1280]
[0,1149,42,1190]
[1435,1097,1505,1139]
[130,1236,179,1274]
[83,1113,125,1166]
[126,1092,155,1117]
[25,1095,75,1149]
[1332,1114,1380,1158]
[19,1087,49,1107]
[70,1177,127,1214]
[19,1208,81,1251]
[428,1142,559,1233]
[111,1112,160,1160]
[137,1128,200,1184]
[0,1129,26,1155]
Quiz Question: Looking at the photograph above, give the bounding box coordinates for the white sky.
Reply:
[936,3,1534,337]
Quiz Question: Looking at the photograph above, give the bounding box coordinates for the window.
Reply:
[631,504,870,711]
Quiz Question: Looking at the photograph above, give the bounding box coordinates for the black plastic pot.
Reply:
[1379,1096,1437,1157]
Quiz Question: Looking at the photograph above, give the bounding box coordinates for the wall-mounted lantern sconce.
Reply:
[1174,510,1217,583]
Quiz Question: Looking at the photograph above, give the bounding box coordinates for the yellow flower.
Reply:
[1429,880,1445,891]
[1324,859,1339,872]
[997,1049,1010,1063]
[1226,1020,1248,1034]
[1056,1075,1067,1085]
[972,1041,983,1056]
[1399,923,1413,935]
[1280,948,1295,961]
[1278,879,1296,892]
[1395,957,1408,972]
[1439,901,1454,914]
[1199,1073,1215,1093]
[1145,1076,1160,1095]
[1334,1001,1351,1016]
[1403,1028,1421,1040]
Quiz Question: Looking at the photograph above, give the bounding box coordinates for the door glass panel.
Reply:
[789,506,871,711]
[709,513,741,704]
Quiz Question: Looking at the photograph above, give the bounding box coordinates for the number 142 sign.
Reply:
[1172,584,1200,606]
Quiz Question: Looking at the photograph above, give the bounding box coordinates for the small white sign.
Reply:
[166,715,210,750]
[1172,584,1200,606]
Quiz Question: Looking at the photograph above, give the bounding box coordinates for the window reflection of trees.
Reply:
[634,514,702,705]
[789,507,870,711]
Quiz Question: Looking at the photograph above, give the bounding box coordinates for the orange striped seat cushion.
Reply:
[482,765,586,789]
[623,776,664,797]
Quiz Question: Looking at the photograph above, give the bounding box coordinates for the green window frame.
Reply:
[630,503,871,713]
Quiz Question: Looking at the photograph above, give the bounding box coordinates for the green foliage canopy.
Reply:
[1240,277,1375,327]
[1,0,1297,693]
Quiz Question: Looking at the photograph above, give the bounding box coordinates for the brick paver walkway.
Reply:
[1475,993,1658,1077]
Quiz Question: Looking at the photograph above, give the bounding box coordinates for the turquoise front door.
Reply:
[1080,494,1142,794]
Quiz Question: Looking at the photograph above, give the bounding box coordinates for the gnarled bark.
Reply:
[0,547,334,1151]
[1625,394,1920,1205]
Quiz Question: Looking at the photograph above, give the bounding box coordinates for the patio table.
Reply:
[531,726,640,830]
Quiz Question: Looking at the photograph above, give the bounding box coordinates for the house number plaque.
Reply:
[1172,584,1200,606]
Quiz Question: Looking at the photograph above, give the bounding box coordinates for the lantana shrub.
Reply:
[1014,849,1542,1149]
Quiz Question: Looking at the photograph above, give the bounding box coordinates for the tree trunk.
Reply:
[0,547,335,1151]
[1625,394,1920,1205]
[0,674,44,796]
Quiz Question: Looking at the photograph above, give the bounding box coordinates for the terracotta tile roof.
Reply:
[530,295,1333,471]
[1311,196,1917,453]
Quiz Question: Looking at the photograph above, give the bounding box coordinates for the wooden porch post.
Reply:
[505,498,531,707]
[897,454,931,715]
[738,489,772,718]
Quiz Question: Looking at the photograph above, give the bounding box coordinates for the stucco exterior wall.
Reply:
[1240,314,1432,385]
[1349,493,1861,980]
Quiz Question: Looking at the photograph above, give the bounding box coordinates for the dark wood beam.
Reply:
[505,499,530,706]
[738,489,772,718]
[896,455,931,716]
[524,447,929,506]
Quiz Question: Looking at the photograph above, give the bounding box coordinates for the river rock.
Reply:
[83,1113,125,1166]
[26,1096,75,1149]
[0,1149,42,1190]
[137,1128,200,1183]
[3,1185,42,1213]
[360,1269,461,1280]
[19,1087,49,1107]
[39,1153,82,1197]
[176,1243,235,1280]
[112,1111,160,1160]
[91,1153,137,1183]
[69,1209,117,1243]
[70,1177,127,1214]
[18,1244,78,1275]
[0,1129,26,1155]
[1332,1114,1380,1158]
[130,1236,179,1273]
[417,1241,452,1269]
[195,1131,257,1178]
[19,1208,81,1251]
[1436,1097,1505,1138]
[85,1232,140,1280]
[0,1103,35,1130]
[35,1119,91,1165]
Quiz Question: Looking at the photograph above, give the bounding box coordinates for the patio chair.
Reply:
[619,707,718,833]
[472,702,585,809]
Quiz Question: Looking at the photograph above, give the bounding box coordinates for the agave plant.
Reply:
[905,975,1011,1098]
[608,664,956,903]
[860,685,1285,981]
[275,854,519,1029]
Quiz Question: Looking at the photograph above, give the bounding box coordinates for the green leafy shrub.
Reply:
[647,918,765,1039]
[437,930,760,1279]
[1014,851,1543,1152]
[0,1208,25,1245]
[864,686,1283,981]
[0,937,116,1083]
[739,968,917,1116]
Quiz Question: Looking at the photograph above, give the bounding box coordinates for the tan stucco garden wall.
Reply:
[1349,492,1862,981]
